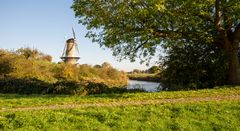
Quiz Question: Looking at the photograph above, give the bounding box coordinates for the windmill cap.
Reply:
[66,38,75,43]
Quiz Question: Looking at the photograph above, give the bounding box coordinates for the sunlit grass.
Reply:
[0,87,239,130]
[0,86,239,108]
[0,101,239,130]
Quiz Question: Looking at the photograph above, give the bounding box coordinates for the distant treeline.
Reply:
[127,66,161,82]
[0,48,129,95]
[129,66,161,74]
[127,73,161,82]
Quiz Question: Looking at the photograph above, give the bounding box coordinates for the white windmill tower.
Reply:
[61,28,80,64]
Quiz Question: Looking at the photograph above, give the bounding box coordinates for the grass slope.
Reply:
[0,87,239,130]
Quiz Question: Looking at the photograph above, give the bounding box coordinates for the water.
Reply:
[127,80,162,92]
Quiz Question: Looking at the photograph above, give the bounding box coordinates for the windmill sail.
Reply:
[72,27,76,40]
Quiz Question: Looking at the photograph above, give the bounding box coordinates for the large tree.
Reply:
[161,42,227,90]
[72,0,240,85]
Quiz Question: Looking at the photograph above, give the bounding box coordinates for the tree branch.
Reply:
[200,14,213,23]
[214,0,231,51]
[232,23,240,49]
[214,0,225,32]
[134,38,150,52]
[150,29,170,38]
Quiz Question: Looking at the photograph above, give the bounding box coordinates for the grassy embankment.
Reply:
[127,73,161,82]
[0,87,240,130]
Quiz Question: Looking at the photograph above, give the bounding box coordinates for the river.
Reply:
[127,80,162,92]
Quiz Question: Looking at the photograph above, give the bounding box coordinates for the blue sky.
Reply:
[0,0,157,71]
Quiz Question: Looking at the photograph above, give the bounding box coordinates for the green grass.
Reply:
[0,87,240,130]
[0,87,239,109]
[0,101,239,130]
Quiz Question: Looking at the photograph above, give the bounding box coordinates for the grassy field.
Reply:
[0,87,240,130]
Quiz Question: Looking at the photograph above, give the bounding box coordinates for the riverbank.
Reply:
[127,80,161,92]
[0,87,239,130]
[127,73,161,82]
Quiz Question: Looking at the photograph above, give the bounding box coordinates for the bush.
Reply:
[85,82,108,94]
[0,48,128,94]
[0,77,52,94]
[51,81,87,95]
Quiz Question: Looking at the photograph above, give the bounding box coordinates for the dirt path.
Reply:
[1,95,239,112]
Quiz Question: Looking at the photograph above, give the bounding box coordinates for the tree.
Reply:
[132,69,142,74]
[0,49,14,76]
[16,47,52,62]
[161,42,227,90]
[147,66,160,74]
[72,0,240,85]
[101,62,112,68]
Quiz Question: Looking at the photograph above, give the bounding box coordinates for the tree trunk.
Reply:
[227,48,240,85]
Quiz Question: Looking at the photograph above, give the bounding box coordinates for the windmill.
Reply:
[61,28,80,64]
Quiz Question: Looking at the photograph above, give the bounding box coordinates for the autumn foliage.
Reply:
[0,48,128,94]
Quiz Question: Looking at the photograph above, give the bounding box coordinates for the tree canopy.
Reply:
[72,0,240,85]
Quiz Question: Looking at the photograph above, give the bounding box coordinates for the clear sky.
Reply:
[0,0,157,71]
